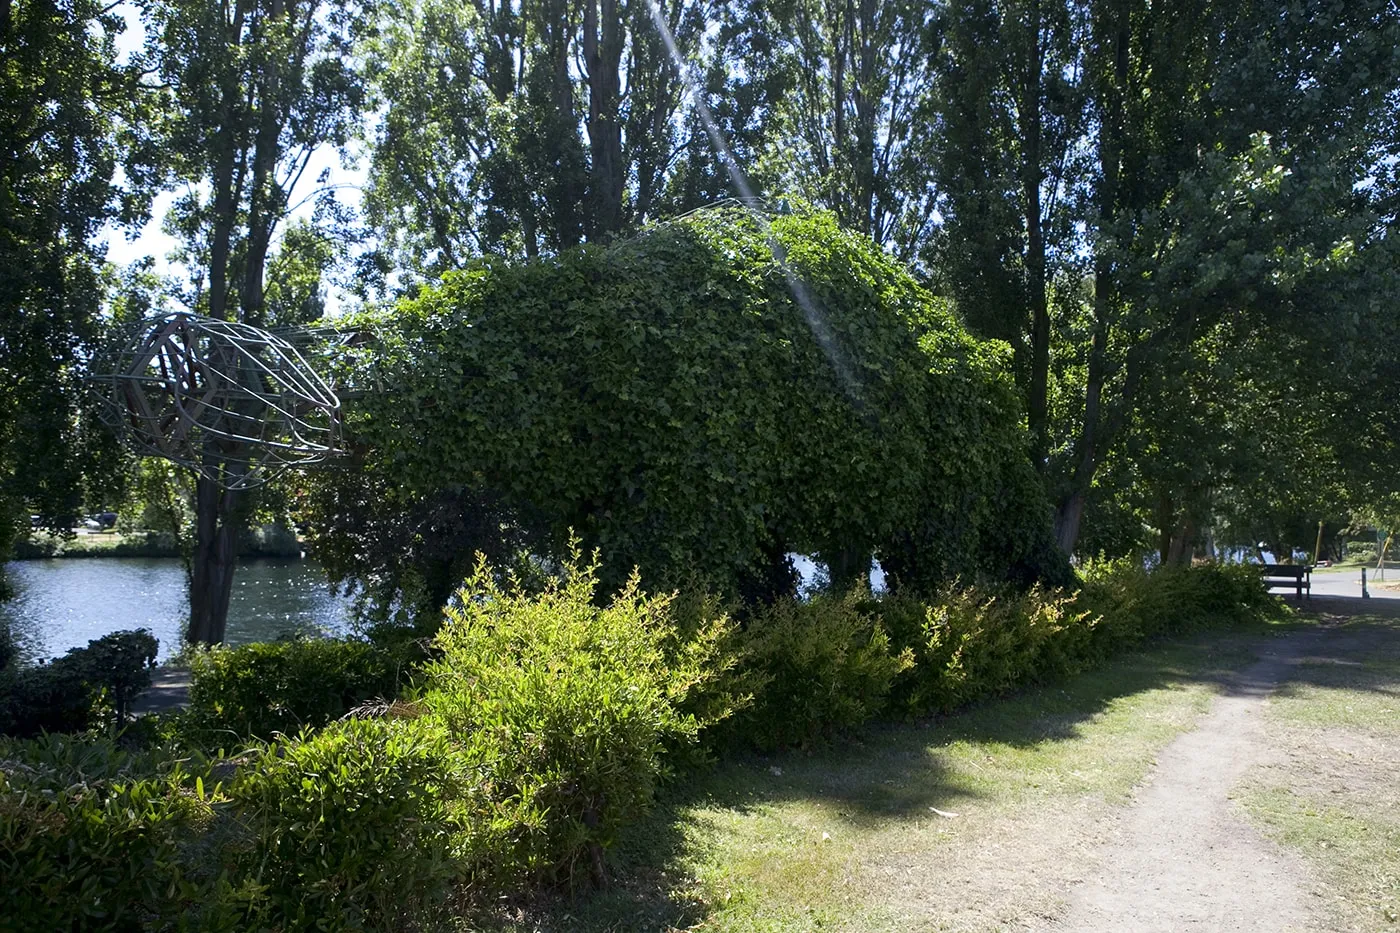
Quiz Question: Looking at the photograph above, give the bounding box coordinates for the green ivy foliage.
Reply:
[326,205,1066,603]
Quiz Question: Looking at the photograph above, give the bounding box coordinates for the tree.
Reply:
[747,0,939,261]
[143,0,363,644]
[315,206,1068,611]
[360,0,707,280]
[926,0,1400,556]
[924,0,1090,468]
[0,0,148,572]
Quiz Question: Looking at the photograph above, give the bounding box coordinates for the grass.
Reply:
[1313,555,1392,574]
[1238,613,1400,932]
[462,625,1292,933]
[15,530,179,559]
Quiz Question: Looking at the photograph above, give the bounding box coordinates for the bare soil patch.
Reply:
[1041,629,1332,933]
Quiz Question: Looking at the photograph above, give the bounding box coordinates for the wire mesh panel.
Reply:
[91,312,342,490]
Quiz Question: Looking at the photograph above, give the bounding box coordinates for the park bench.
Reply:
[1259,563,1311,599]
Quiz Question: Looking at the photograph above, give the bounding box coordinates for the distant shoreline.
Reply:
[13,527,305,561]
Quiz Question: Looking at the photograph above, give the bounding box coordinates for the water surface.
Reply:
[2,558,351,663]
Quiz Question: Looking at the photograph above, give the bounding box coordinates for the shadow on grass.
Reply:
[463,618,1343,932]
[1268,610,1400,702]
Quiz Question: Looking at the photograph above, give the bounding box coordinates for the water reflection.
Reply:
[1,558,351,663]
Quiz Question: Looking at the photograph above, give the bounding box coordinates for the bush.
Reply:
[184,637,406,741]
[0,630,157,737]
[223,718,460,930]
[873,562,1283,718]
[0,733,214,932]
[80,629,159,724]
[1075,559,1282,655]
[0,721,460,933]
[318,205,1067,609]
[0,557,1287,926]
[720,593,913,751]
[422,549,738,888]
[0,659,92,737]
[1345,540,1378,561]
[878,585,1094,716]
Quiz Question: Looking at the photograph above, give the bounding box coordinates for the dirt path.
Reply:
[130,665,191,715]
[1047,628,1328,933]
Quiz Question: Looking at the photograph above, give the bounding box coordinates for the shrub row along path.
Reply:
[1045,599,1390,933]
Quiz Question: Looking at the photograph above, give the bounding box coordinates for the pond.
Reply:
[1,558,352,664]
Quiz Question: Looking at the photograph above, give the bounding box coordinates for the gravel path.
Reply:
[131,665,191,715]
[1047,628,1328,933]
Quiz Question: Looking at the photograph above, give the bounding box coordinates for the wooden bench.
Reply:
[1259,563,1311,599]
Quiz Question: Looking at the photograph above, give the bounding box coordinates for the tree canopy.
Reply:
[4,0,1400,620]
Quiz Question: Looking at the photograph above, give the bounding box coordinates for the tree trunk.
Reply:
[1053,0,1129,557]
[1053,311,1107,553]
[583,0,624,239]
[822,546,871,594]
[546,0,582,247]
[188,475,240,645]
[1156,492,1174,564]
[1023,0,1049,469]
[1166,512,1195,565]
[852,0,877,236]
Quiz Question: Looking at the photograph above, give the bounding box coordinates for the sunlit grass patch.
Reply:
[1240,613,1400,932]
[1241,784,1400,930]
[462,632,1268,932]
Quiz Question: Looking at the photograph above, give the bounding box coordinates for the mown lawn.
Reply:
[464,624,1301,933]
[1240,613,1400,933]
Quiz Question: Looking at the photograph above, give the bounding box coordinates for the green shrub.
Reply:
[0,659,92,738]
[1,721,461,933]
[223,718,460,930]
[422,549,737,888]
[80,629,159,724]
[1075,559,1282,654]
[1345,540,1378,561]
[875,562,1282,718]
[184,637,405,741]
[881,584,1094,716]
[720,593,913,751]
[0,630,158,737]
[0,733,214,932]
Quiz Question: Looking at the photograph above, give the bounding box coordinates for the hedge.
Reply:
[0,630,158,737]
[181,636,410,741]
[308,205,1069,612]
[0,561,1288,930]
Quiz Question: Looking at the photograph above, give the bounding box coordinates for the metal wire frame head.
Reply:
[90,312,343,490]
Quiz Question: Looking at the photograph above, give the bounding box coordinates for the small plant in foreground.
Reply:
[422,546,739,888]
[721,592,913,751]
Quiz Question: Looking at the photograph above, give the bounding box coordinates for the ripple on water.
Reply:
[1,558,351,663]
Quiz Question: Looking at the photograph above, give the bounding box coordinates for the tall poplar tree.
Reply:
[749,0,938,260]
[361,0,707,278]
